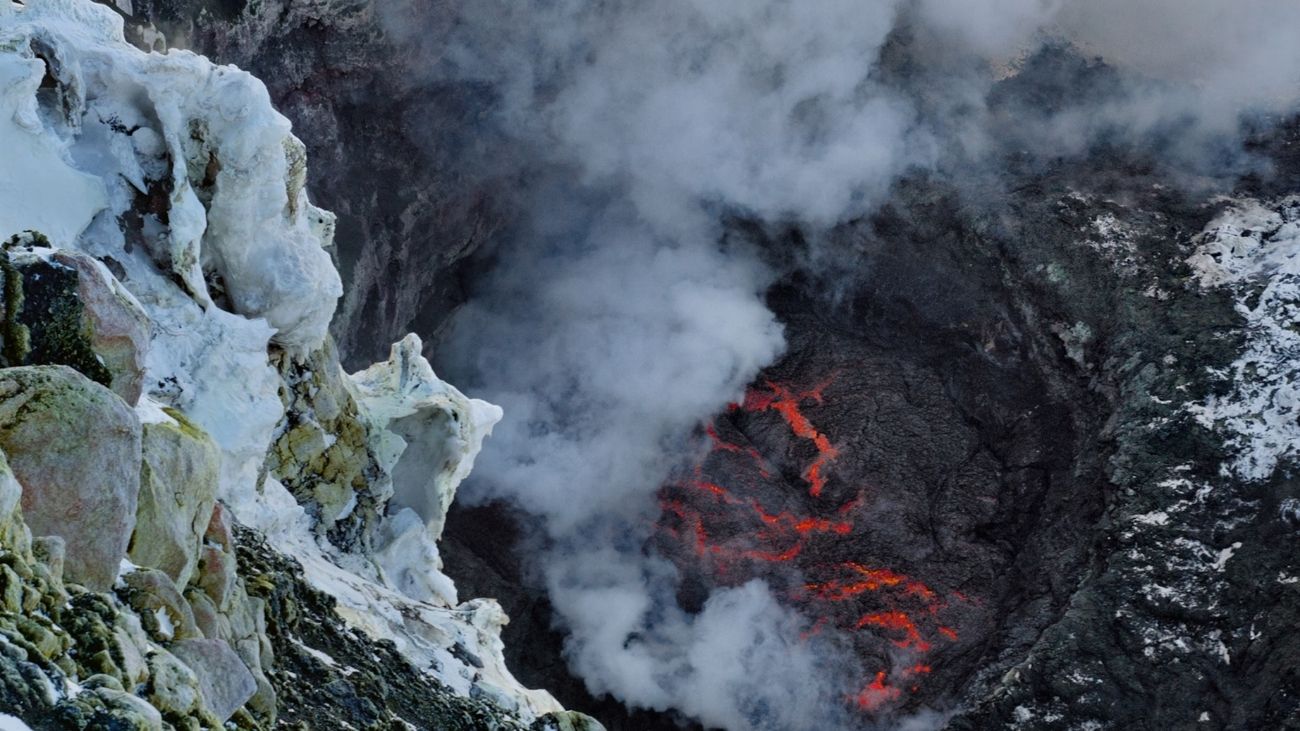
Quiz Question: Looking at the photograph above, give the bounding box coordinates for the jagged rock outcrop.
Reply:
[0,240,150,403]
[118,0,510,368]
[0,0,601,728]
[92,0,1300,726]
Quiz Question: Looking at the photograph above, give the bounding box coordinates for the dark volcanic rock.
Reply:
[233,524,538,730]
[450,130,1300,728]
[106,2,1300,726]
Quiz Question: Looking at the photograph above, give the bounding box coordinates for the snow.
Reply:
[0,0,556,720]
[352,334,503,602]
[0,0,339,352]
[0,714,34,731]
[240,477,562,717]
[1187,197,1300,480]
[0,63,106,243]
[153,606,174,640]
[1211,542,1241,571]
[1131,510,1170,526]
[350,333,504,512]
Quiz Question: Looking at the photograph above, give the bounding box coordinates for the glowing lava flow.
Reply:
[739,380,839,496]
[656,376,967,715]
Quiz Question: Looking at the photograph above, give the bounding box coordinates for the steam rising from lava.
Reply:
[410,0,1300,728]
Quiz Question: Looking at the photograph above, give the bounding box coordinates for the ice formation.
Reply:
[0,0,561,721]
[1188,197,1300,480]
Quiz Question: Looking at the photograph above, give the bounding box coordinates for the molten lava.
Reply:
[739,381,840,496]
[656,376,968,715]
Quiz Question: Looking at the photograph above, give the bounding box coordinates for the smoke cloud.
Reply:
[395,0,1300,728]
[919,0,1300,115]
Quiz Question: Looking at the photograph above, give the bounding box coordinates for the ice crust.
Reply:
[0,0,556,718]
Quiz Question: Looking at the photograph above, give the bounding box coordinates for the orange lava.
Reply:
[740,381,840,497]
[854,671,901,711]
[856,611,929,652]
[657,375,969,716]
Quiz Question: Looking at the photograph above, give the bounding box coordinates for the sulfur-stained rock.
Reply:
[0,366,141,591]
[0,565,21,613]
[14,615,62,659]
[4,247,112,391]
[29,536,65,608]
[0,449,18,526]
[168,638,257,722]
[129,410,220,588]
[0,451,27,558]
[57,683,165,731]
[0,246,150,406]
[267,337,385,547]
[113,619,151,689]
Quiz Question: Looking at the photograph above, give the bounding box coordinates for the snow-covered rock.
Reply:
[0,0,340,351]
[1187,196,1300,480]
[0,0,584,725]
[353,333,503,596]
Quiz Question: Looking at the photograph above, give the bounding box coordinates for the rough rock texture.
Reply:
[440,53,1300,731]
[0,240,149,404]
[129,411,220,588]
[167,638,257,722]
[233,524,592,731]
[9,249,112,389]
[266,336,386,548]
[51,249,152,405]
[0,365,141,591]
[0,450,217,731]
[0,0,599,727]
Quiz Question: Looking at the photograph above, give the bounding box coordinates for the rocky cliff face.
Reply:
[0,1,599,728]
[110,0,508,369]
[25,0,1300,729]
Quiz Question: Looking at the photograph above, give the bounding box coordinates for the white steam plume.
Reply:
[434,1,921,728]
[397,0,1300,729]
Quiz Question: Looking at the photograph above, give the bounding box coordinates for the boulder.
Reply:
[0,366,141,590]
[0,450,27,555]
[117,568,200,642]
[129,410,220,587]
[52,250,151,405]
[532,711,608,731]
[203,501,234,552]
[0,244,149,406]
[168,638,257,722]
[60,684,164,731]
[145,649,204,718]
[195,543,237,610]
